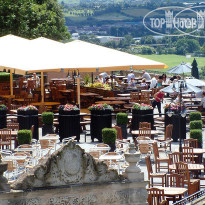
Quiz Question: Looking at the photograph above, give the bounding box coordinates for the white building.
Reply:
[97,36,124,44]
[71,33,80,40]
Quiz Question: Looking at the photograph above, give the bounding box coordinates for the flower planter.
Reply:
[17,110,39,140]
[58,110,80,142]
[164,109,186,142]
[132,109,154,130]
[90,109,112,142]
[0,110,7,129]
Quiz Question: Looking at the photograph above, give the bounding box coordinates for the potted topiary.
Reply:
[132,103,154,130]
[17,105,39,140]
[116,113,128,139]
[89,104,113,142]
[0,104,8,129]
[102,128,117,151]
[58,104,80,142]
[190,120,202,130]
[17,130,32,145]
[189,112,202,122]
[190,129,202,148]
[42,112,54,136]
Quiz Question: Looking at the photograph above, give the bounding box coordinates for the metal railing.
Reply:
[173,189,205,205]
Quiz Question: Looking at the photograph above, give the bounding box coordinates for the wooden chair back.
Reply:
[113,126,123,140]
[130,92,140,103]
[175,162,190,182]
[7,123,19,131]
[145,155,153,180]
[4,160,15,171]
[10,104,22,110]
[168,152,181,165]
[24,98,34,106]
[147,187,167,205]
[0,129,11,149]
[182,147,194,163]
[165,124,173,140]
[184,139,198,148]
[141,91,150,105]
[139,122,151,129]
[166,173,185,187]
[31,125,34,138]
[139,128,151,138]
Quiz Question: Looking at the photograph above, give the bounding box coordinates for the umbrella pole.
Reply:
[77,75,80,109]
[41,72,44,103]
[10,70,13,96]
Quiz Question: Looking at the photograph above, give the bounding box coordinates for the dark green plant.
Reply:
[116,113,128,125]
[189,112,201,121]
[42,112,54,125]
[17,130,32,145]
[190,120,202,130]
[102,128,117,144]
[83,74,91,85]
[190,129,202,144]
[191,58,199,79]
[0,72,10,82]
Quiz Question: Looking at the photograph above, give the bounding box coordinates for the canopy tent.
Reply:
[0,34,167,104]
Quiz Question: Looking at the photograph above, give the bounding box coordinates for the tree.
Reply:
[191,58,199,79]
[0,0,70,41]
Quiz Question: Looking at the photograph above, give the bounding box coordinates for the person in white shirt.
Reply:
[97,75,104,83]
[32,73,40,88]
[142,70,151,81]
[127,71,135,83]
[100,72,108,83]
[150,75,158,89]
[200,92,205,112]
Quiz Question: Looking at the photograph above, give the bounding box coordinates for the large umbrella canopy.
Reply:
[186,78,205,87]
[0,35,167,74]
[161,81,202,94]
[167,62,191,74]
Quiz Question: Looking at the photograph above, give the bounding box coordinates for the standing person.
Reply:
[152,90,165,116]
[150,75,158,89]
[142,70,151,81]
[127,70,135,83]
[32,73,40,88]
[199,91,205,112]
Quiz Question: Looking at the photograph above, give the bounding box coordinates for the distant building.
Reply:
[97,36,124,43]
[71,33,80,40]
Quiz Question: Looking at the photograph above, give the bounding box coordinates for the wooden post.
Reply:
[77,76,80,109]
[10,70,13,96]
[41,72,44,103]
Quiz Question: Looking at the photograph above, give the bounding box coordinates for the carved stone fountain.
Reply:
[0,154,10,192]
[124,143,144,182]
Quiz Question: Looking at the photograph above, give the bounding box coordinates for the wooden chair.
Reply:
[139,122,151,129]
[113,126,123,140]
[24,98,34,106]
[7,123,19,148]
[89,151,101,161]
[182,147,194,163]
[139,127,151,138]
[0,129,12,150]
[168,152,181,172]
[130,92,140,103]
[147,187,168,205]
[153,142,169,172]
[157,124,173,152]
[141,91,150,105]
[184,139,198,148]
[175,162,200,195]
[145,156,166,188]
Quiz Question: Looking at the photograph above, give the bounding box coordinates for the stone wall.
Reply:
[0,181,148,205]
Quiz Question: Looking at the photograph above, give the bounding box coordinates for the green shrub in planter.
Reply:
[102,128,117,144]
[190,120,202,130]
[190,129,202,144]
[17,130,32,145]
[189,112,201,121]
[0,72,10,82]
[116,113,128,125]
[42,112,54,125]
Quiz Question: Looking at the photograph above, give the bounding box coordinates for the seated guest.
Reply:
[127,70,135,83]
[104,76,110,84]
[128,77,136,88]
[150,75,158,89]
[142,70,151,81]
[141,78,147,86]
[100,72,108,83]
[162,73,170,85]
[199,91,205,112]
[108,76,118,86]
[177,75,181,81]
[170,75,177,82]
[157,76,163,87]
[32,73,40,88]
[97,75,104,83]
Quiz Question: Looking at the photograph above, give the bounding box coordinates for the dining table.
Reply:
[102,97,131,102]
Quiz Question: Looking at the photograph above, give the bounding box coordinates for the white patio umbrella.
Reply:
[167,62,191,79]
[186,78,205,87]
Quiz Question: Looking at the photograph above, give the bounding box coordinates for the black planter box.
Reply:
[132,109,154,130]
[17,110,39,140]
[59,110,80,142]
[42,125,55,136]
[90,109,112,142]
[164,109,186,142]
[0,110,7,129]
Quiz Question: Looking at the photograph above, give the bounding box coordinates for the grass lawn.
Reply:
[138,54,205,72]
[94,12,132,21]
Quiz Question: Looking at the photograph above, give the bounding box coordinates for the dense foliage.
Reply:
[190,129,202,144]
[17,129,32,145]
[42,112,54,125]
[102,128,117,144]
[0,0,70,40]
[0,72,10,82]
[190,120,202,130]
[116,113,128,125]
[189,112,201,122]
